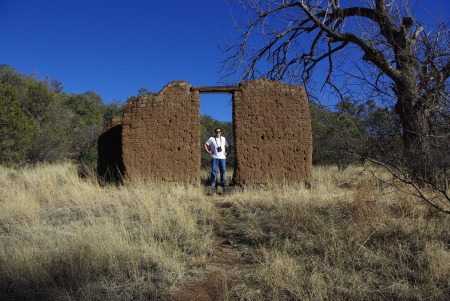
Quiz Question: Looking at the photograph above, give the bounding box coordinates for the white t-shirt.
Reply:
[205,136,230,159]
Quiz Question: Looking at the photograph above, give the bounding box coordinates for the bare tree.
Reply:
[223,0,449,213]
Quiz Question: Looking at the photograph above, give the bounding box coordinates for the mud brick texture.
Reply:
[232,79,312,185]
[98,79,312,185]
[98,81,200,184]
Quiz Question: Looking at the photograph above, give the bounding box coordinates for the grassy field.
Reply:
[0,163,448,300]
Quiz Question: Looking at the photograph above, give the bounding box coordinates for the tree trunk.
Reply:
[395,91,435,181]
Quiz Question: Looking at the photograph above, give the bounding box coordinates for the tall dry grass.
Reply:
[0,163,448,300]
[0,163,216,300]
[219,165,449,300]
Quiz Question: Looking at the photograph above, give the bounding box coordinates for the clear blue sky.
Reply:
[1,0,448,122]
[1,0,238,121]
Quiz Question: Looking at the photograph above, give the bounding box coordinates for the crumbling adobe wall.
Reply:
[98,79,312,186]
[232,79,312,185]
[98,81,200,184]
[122,81,200,183]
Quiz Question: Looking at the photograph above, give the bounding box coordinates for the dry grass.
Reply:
[0,163,448,300]
[0,163,216,300]
[218,165,449,300]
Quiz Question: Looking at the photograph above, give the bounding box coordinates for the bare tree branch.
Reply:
[223,0,449,213]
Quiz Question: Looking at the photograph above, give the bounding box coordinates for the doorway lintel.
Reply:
[191,86,241,94]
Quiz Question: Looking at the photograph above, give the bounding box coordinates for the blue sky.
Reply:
[1,0,448,122]
[1,0,238,121]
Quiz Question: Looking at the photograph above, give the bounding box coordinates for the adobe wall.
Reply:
[98,81,200,183]
[232,79,312,185]
[98,79,312,186]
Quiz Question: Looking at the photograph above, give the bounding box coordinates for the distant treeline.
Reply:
[1,64,401,168]
[0,64,123,165]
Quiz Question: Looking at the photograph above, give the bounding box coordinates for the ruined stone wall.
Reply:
[120,81,200,183]
[232,79,312,185]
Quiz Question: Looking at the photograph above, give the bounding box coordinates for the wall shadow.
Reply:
[97,124,125,184]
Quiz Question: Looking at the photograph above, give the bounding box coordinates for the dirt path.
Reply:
[171,199,251,301]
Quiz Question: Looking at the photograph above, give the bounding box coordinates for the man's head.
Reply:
[214,128,221,137]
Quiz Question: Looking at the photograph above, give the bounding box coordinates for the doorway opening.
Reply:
[199,93,234,185]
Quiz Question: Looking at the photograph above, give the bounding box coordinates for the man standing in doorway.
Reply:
[204,128,231,186]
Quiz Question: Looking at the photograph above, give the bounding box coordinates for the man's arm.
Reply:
[225,145,232,156]
[225,138,232,156]
[203,144,212,155]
